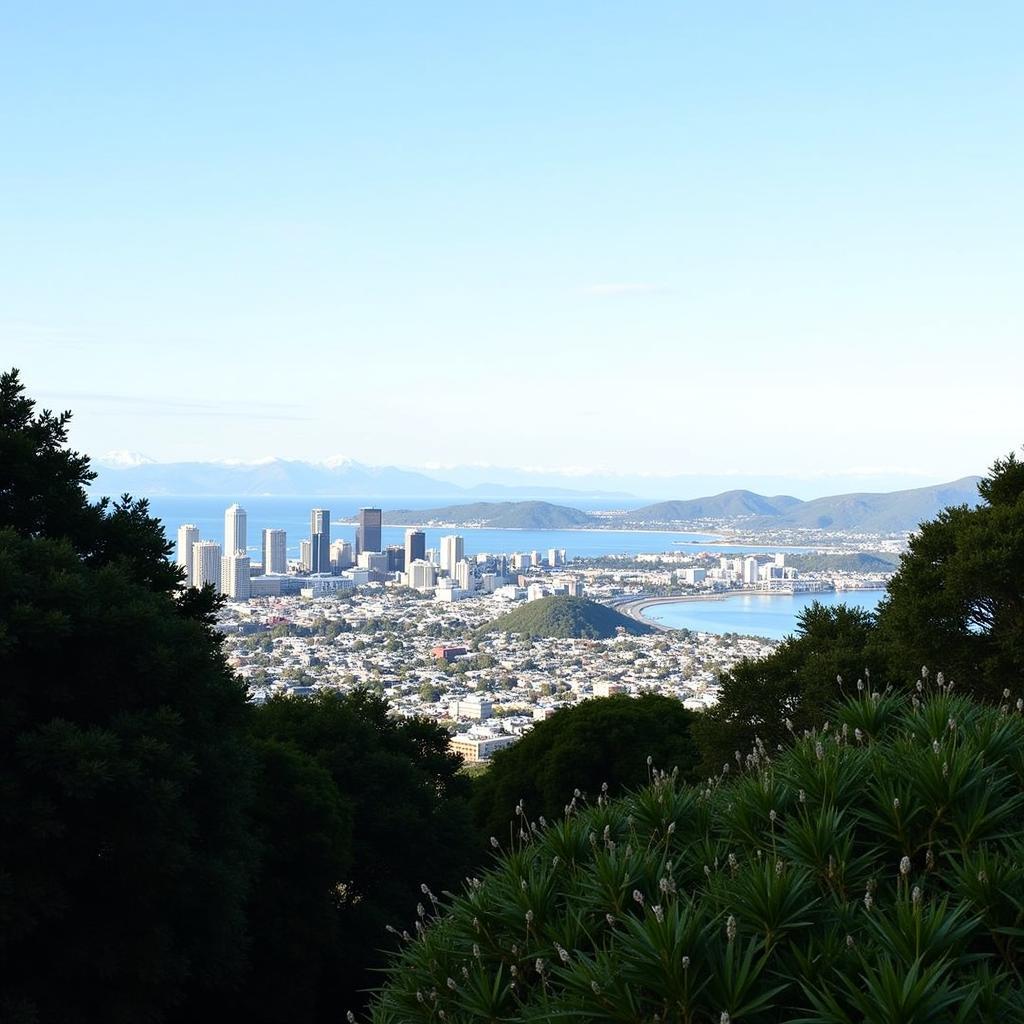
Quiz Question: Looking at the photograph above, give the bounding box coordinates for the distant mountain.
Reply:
[764,476,982,533]
[478,596,651,639]
[625,490,802,523]
[374,501,594,530]
[621,478,982,533]
[87,457,632,500]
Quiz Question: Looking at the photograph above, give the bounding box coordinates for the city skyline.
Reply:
[2,4,1021,480]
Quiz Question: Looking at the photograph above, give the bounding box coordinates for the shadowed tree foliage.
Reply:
[693,603,883,776]
[472,694,699,844]
[0,370,256,1024]
[876,448,1024,701]
[233,690,478,1023]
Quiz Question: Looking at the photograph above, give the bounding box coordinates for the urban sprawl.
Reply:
[177,504,893,766]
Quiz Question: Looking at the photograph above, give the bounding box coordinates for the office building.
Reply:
[440,534,464,575]
[310,508,330,573]
[355,507,382,556]
[191,540,222,590]
[262,528,287,574]
[405,528,426,566]
[176,524,199,581]
[455,558,473,592]
[221,553,251,600]
[300,539,313,572]
[386,544,405,573]
[224,504,247,556]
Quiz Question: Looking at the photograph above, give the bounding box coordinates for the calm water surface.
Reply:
[641,589,885,641]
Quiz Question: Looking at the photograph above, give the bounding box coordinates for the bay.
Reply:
[640,589,885,641]
[144,495,819,561]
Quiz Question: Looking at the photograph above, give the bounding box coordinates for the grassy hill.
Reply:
[378,500,594,529]
[478,595,651,639]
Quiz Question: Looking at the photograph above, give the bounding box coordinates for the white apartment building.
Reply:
[262,528,287,574]
[407,559,438,590]
[176,524,199,580]
[221,553,251,600]
[743,557,759,584]
[191,540,222,590]
[449,732,517,763]
[455,558,474,592]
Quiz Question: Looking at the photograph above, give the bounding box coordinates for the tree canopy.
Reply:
[472,694,699,844]
[0,369,256,1024]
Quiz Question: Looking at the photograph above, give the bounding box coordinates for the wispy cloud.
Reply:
[578,283,670,297]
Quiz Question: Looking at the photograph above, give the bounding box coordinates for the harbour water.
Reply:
[639,589,886,641]
[144,496,819,560]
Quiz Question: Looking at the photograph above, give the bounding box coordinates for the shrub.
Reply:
[369,683,1024,1022]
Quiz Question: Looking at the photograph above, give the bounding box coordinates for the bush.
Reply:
[370,684,1024,1022]
[472,694,699,845]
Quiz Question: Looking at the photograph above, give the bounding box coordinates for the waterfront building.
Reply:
[224,503,247,556]
[310,508,330,573]
[176,524,199,580]
[743,556,759,584]
[262,528,287,574]
[356,507,382,556]
[191,540,222,590]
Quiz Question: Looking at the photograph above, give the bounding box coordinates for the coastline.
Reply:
[614,588,887,630]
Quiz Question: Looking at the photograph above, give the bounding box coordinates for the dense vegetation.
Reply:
[472,695,699,843]
[479,595,651,639]
[372,687,1024,1022]
[0,371,476,1024]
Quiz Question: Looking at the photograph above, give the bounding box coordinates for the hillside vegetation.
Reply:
[478,595,652,639]
[372,687,1024,1022]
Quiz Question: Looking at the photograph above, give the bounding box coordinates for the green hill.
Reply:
[478,595,651,638]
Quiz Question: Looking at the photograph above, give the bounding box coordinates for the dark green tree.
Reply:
[239,689,477,1022]
[0,370,256,1024]
[876,448,1024,700]
[693,602,881,776]
[471,694,699,844]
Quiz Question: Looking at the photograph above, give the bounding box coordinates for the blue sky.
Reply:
[2,2,1021,485]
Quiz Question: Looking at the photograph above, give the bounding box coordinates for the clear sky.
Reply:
[2,2,1020,484]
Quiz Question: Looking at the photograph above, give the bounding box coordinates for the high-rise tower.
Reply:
[176,524,199,581]
[262,528,287,573]
[191,540,223,590]
[224,503,247,556]
[440,534,465,576]
[310,508,330,573]
[405,528,426,567]
[355,508,382,556]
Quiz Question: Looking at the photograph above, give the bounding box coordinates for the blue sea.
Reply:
[142,495,819,561]
[640,589,886,641]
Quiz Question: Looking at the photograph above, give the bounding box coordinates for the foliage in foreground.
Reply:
[371,686,1024,1023]
[472,694,699,845]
